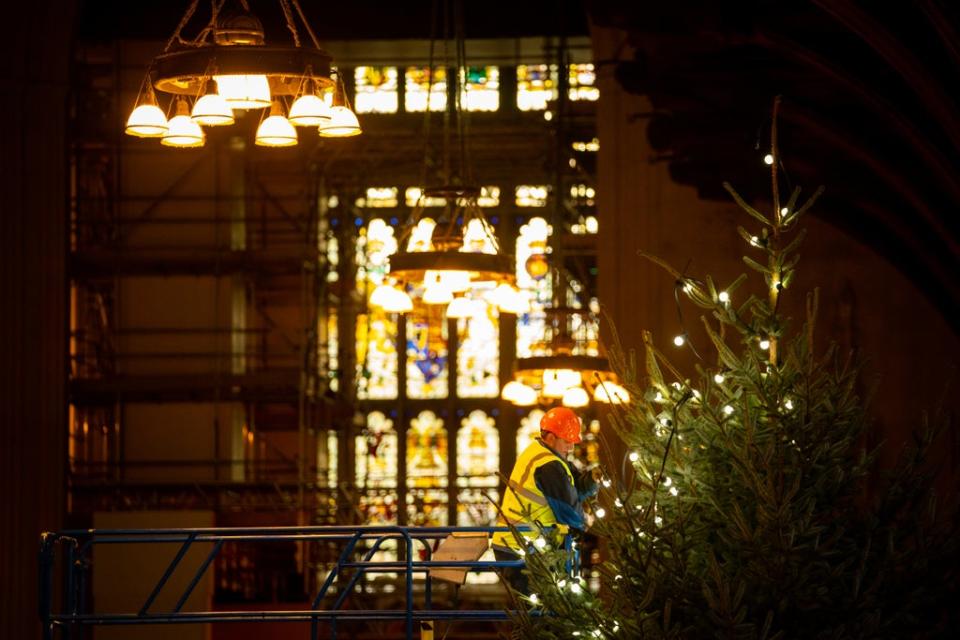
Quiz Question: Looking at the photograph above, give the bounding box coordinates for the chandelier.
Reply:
[124,0,361,148]
[369,1,522,317]
[501,307,629,408]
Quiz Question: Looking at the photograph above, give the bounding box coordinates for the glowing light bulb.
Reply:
[570,582,583,595]
[601,479,611,488]
[533,537,547,550]
[528,593,539,605]
[714,373,725,384]
[759,339,771,350]
[780,207,788,215]
[628,451,639,463]
[723,405,734,415]
[669,487,679,496]
[125,103,168,137]
[673,335,685,347]
[764,153,774,165]
[594,507,606,519]
[750,236,760,246]
[215,74,270,109]
[718,291,730,303]
[784,399,794,410]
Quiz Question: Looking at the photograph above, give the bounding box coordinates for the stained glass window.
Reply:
[354,66,399,114]
[477,186,500,207]
[356,220,399,399]
[456,410,499,523]
[405,66,447,112]
[568,63,599,102]
[460,66,499,112]
[516,185,548,207]
[571,138,599,153]
[356,411,399,524]
[518,409,545,454]
[405,187,447,208]
[517,64,558,111]
[456,307,499,397]
[356,187,399,208]
[406,304,449,399]
[516,217,553,358]
[569,183,596,207]
[406,410,448,526]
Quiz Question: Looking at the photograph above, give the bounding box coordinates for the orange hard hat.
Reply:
[540,407,582,444]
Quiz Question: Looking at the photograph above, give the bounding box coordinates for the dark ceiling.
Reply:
[75,0,960,327]
[589,0,960,329]
[76,0,589,42]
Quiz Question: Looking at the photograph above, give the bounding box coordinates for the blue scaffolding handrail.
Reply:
[39,525,578,640]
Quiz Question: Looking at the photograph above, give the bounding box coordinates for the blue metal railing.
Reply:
[39,525,577,640]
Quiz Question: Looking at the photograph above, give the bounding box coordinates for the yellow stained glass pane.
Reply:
[516,217,553,358]
[354,66,398,114]
[515,185,548,207]
[357,412,398,524]
[457,308,499,397]
[517,64,558,111]
[405,66,447,112]
[568,63,599,102]
[517,409,545,455]
[356,221,399,399]
[406,410,448,526]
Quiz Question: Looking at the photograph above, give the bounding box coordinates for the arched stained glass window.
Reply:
[456,409,499,525]
[406,410,448,525]
[518,409,545,454]
[354,66,399,114]
[456,309,499,398]
[460,66,499,112]
[405,66,447,112]
[356,220,399,399]
[406,305,449,399]
[356,411,398,524]
[516,217,552,358]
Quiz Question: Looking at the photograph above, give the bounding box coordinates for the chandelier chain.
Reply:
[290,0,323,49]
[278,0,302,47]
[164,0,201,52]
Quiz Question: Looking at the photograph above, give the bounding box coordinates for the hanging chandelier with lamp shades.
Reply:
[501,307,629,408]
[369,0,524,318]
[124,0,361,148]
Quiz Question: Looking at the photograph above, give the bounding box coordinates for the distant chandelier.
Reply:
[501,308,629,408]
[124,0,361,148]
[369,0,521,317]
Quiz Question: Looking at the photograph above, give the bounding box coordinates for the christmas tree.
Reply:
[512,101,958,639]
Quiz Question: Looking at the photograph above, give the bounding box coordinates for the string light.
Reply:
[533,536,547,550]
[614,498,623,508]
[673,335,685,347]
[750,236,760,247]
[759,339,771,350]
[718,291,730,303]
[714,373,725,384]
[723,405,734,415]
[780,207,788,215]
[669,487,679,496]
[595,507,606,519]
[784,399,794,410]
[570,582,583,595]
[628,451,639,462]
[601,478,611,488]
[764,153,774,165]
[528,593,539,605]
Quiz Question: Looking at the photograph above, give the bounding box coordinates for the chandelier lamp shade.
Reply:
[372,186,520,317]
[501,308,629,408]
[123,0,361,147]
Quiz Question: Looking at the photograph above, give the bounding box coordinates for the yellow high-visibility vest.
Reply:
[491,439,574,551]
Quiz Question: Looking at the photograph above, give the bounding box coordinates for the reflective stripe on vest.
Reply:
[491,440,574,551]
